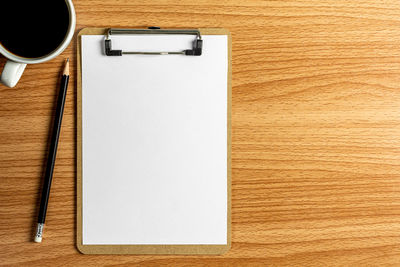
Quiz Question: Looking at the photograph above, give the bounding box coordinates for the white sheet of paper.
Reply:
[81,34,228,245]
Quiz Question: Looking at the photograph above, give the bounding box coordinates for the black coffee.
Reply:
[0,0,70,58]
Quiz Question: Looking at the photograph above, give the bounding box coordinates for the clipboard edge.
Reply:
[76,244,231,255]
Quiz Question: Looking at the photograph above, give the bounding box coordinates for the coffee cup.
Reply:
[0,0,76,88]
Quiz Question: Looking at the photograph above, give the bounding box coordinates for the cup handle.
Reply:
[1,60,27,88]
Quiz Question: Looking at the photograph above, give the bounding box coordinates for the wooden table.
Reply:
[1,0,400,265]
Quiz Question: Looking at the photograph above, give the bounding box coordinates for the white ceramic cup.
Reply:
[0,0,76,88]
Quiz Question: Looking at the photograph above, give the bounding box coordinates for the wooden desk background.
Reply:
[1,0,400,265]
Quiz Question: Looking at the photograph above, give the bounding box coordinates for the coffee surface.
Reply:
[0,0,70,58]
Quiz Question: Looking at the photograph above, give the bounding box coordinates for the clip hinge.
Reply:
[105,39,122,56]
[185,39,203,56]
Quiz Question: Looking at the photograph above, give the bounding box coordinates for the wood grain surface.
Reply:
[1,0,400,265]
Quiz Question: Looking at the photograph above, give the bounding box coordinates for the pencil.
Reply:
[34,58,70,243]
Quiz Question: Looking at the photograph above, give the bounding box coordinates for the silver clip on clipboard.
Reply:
[104,27,203,56]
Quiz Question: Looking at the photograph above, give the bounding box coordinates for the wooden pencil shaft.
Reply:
[37,74,69,224]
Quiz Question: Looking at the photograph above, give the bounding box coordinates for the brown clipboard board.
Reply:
[76,27,232,255]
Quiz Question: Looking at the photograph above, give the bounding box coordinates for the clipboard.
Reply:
[77,27,232,254]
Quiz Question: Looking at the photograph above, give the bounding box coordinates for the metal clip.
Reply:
[105,27,203,56]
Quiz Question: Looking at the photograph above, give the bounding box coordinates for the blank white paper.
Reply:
[81,34,228,245]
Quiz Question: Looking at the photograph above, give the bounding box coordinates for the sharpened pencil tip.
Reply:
[63,58,70,76]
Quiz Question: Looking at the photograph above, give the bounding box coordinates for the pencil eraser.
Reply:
[34,223,44,243]
[34,235,42,243]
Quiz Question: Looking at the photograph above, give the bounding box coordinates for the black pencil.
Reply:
[34,58,70,243]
